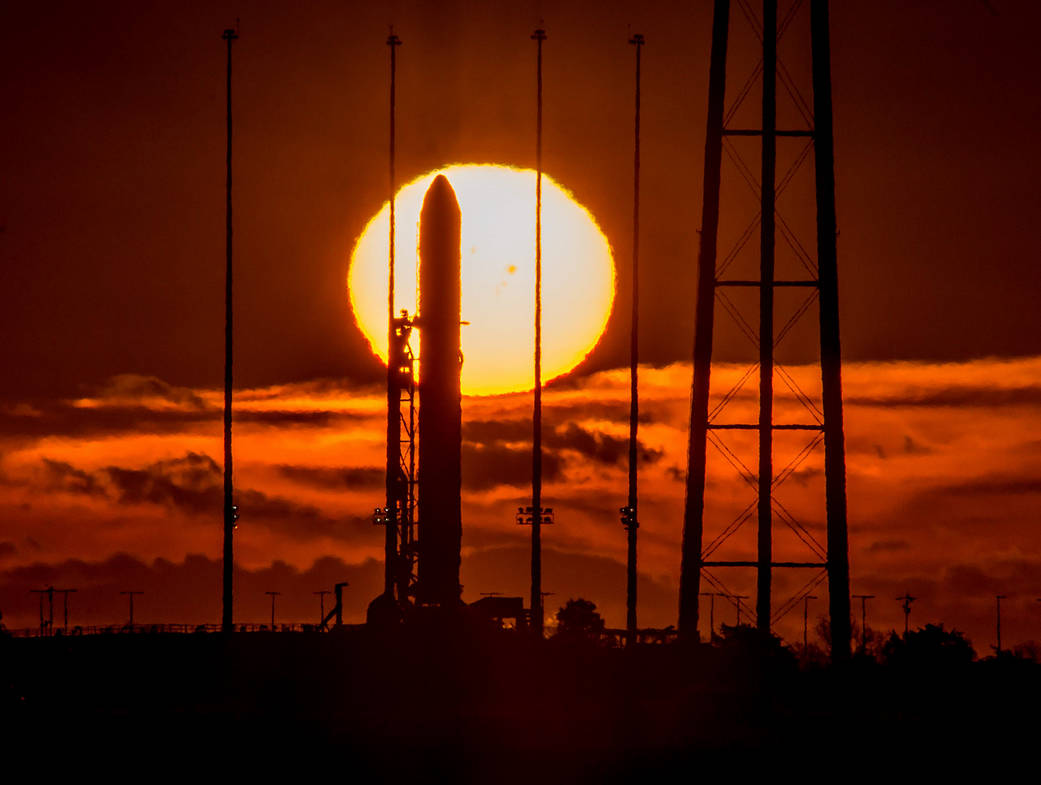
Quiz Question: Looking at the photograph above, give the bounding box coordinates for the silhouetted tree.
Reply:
[714,623,798,672]
[815,614,884,661]
[881,623,976,668]
[797,641,830,669]
[554,598,605,642]
[1011,641,1041,663]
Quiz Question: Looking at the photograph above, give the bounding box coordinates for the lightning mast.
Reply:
[221,25,238,634]
[621,33,645,645]
[530,26,548,637]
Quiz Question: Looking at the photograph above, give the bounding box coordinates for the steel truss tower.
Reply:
[679,0,851,662]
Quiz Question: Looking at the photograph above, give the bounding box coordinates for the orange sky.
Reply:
[2,2,1041,654]
[3,356,1040,652]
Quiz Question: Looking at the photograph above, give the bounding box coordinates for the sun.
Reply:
[348,164,615,396]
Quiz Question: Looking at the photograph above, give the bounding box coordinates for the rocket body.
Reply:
[416,174,463,607]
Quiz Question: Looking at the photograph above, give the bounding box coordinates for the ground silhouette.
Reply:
[2,622,1040,776]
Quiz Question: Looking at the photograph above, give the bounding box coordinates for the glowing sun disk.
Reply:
[348,164,615,396]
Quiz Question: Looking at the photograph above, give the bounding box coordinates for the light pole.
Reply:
[700,592,721,640]
[852,594,875,652]
[120,591,143,628]
[896,593,915,636]
[732,594,749,626]
[265,591,281,629]
[313,590,330,625]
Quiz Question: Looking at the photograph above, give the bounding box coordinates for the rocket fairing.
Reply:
[416,174,463,608]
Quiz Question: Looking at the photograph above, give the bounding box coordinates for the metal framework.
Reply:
[375,311,418,603]
[374,31,419,608]
[678,0,851,661]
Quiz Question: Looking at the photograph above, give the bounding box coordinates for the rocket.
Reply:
[416,174,463,608]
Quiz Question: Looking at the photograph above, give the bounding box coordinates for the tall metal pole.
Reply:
[31,588,55,636]
[756,0,777,633]
[624,33,645,645]
[679,0,730,642]
[266,591,281,628]
[700,592,718,639]
[897,592,915,636]
[810,0,852,663]
[530,27,547,637]
[384,31,402,599]
[57,589,76,633]
[733,594,748,626]
[221,26,238,635]
[121,590,143,627]
[314,590,329,624]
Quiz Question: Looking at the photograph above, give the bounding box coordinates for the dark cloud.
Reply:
[236,410,352,427]
[0,372,375,445]
[867,539,910,554]
[276,465,385,490]
[0,405,216,441]
[41,459,107,497]
[461,443,563,490]
[33,454,368,543]
[0,541,16,560]
[847,385,1041,409]
[103,452,220,513]
[546,401,659,425]
[463,419,531,445]
[943,475,1041,497]
[549,424,664,467]
[782,467,824,487]
[903,435,931,455]
[93,374,210,409]
[463,419,663,471]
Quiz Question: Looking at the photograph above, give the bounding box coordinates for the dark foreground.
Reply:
[2,624,1038,779]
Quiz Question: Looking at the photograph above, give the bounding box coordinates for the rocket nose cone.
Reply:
[423,174,461,212]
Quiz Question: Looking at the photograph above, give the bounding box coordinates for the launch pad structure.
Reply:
[374,33,466,617]
[679,0,852,660]
[369,4,852,654]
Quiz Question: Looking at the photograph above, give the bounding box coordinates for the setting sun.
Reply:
[348,164,615,396]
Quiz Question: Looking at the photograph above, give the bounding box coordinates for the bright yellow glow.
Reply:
[348,164,616,396]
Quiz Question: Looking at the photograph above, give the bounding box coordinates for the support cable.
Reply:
[777,362,825,421]
[774,290,819,349]
[709,362,760,421]
[707,430,759,490]
[773,497,827,557]
[717,289,761,349]
[703,500,756,559]
[771,569,827,626]
[772,432,825,489]
[718,137,815,278]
